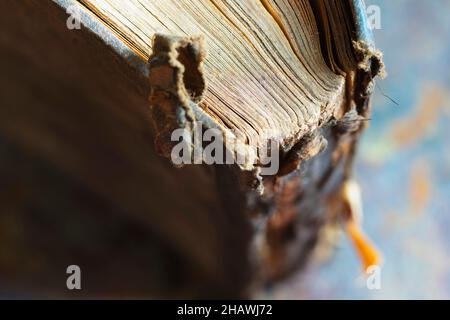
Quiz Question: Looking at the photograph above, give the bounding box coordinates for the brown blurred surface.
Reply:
[0,0,251,298]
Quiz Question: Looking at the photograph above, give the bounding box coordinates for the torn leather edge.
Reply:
[350,0,386,114]
[148,34,204,159]
[148,34,259,174]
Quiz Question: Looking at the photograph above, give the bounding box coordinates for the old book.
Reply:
[0,0,383,298]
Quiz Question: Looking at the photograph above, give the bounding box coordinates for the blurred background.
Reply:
[273,0,450,299]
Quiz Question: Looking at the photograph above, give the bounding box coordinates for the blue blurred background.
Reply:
[274,0,450,299]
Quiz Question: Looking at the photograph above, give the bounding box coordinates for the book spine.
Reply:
[351,0,375,48]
